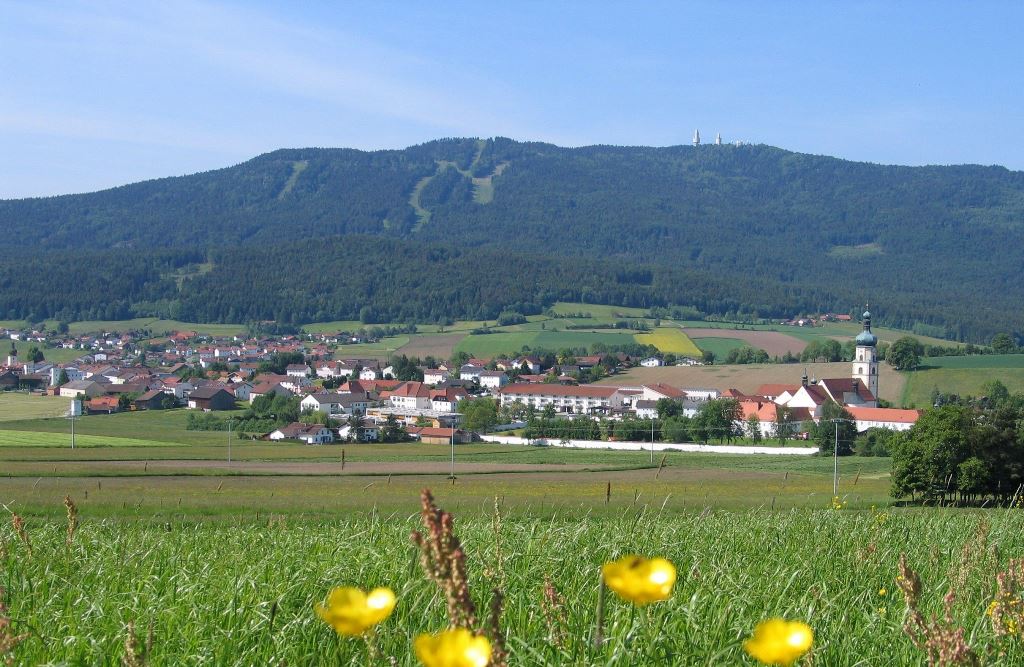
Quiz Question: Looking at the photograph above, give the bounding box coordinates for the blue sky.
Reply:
[2,0,1022,198]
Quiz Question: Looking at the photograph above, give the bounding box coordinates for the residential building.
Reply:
[498,384,625,414]
[269,422,334,444]
[478,370,509,390]
[187,386,236,411]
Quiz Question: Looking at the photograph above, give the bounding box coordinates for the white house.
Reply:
[338,423,380,442]
[498,384,625,414]
[846,407,921,432]
[301,392,347,415]
[478,370,508,390]
[459,364,484,382]
[389,381,432,410]
[423,369,450,385]
[286,363,312,378]
[269,422,334,444]
[430,387,469,412]
[59,380,104,398]
[639,357,664,367]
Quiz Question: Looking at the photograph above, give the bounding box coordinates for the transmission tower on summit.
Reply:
[693,129,701,146]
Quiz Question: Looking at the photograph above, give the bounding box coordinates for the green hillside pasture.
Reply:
[66,318,245,336]
[902,367,1024,409]
[454,331,541,357]
[918,354,1024,369]
[0,393,72,421]
[3,509,1023,665]
[36,346,86,364]
[549,301,650,321]
[455,329,646,357]
[0,409,249,447]
[693,336,749,358]
[0,429,175,448]
[332,336,410,360]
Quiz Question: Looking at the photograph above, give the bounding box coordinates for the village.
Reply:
[0,310,920,447]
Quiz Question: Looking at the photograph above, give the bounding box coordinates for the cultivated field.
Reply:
[634,327,702,357]
[397,333,466,360]
[686,329,808,356]
[598,362,907,405]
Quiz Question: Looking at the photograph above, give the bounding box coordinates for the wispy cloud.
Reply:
[1,0,535,150]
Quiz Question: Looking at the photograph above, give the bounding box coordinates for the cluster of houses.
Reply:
[1,311,919,443]
[493,311,921,435]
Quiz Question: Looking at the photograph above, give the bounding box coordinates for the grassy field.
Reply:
[3,503,1023,665]
[333,336,411,359]
[2,398,1021,664]
[66,318,246,336]
[902,367,1024,409]
[634,328,702,357]
[548,301,650,321]
[0,393,71,421]
[691,336,748,358]
[454,330,642,358]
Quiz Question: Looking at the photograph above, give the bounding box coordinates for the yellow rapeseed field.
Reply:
[634,328,702,357]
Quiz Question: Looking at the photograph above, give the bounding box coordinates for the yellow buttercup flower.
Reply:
[744,618,814,666]
[601,555,677,606]
[315,586,396,636]
[414,628,491,667]
[878,588,887,597]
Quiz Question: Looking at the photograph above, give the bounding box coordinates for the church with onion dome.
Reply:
[852,308,879,401]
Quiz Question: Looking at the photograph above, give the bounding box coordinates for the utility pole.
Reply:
[227,417,232,465]
[449,427,455,480]
[650,419,655,464]
[831,418,854,497]
[833,421,839,496]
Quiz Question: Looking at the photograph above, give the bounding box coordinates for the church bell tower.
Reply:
[852,307,879,401]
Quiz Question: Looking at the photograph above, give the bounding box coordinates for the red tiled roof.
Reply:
[756,383,801,397]
[391,381,431,398]
[846,407,921,424]
[818,378,876,403]
[643,383,686,398]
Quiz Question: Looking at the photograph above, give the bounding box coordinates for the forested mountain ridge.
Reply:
[1,138,1023,341]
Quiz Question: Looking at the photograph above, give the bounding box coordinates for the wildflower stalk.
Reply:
[0,588,28,666]
[896,554,978,667]
[10,515,30,556]
[593,576,606,648]
[64,495,79,547]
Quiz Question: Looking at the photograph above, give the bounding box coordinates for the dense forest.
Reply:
[1,137,1022,341]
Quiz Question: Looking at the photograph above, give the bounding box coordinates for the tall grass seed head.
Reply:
[601,555,677,606]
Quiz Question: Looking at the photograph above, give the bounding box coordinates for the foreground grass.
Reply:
[3,509,1023,665]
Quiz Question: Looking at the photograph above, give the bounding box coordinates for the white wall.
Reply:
[480,435,818,455]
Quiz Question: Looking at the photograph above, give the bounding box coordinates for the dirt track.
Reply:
[26,460,634,476]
